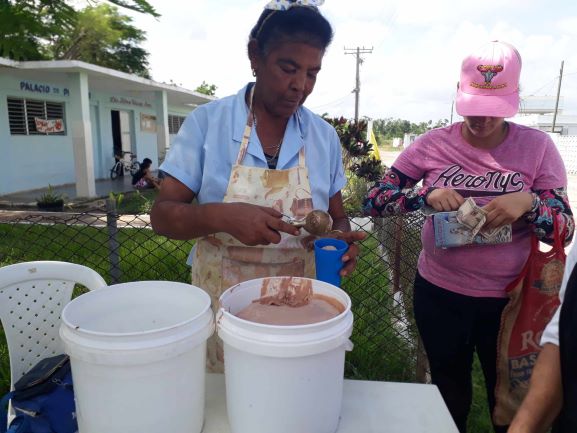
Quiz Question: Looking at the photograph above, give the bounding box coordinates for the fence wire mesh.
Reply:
[0,203,427,384]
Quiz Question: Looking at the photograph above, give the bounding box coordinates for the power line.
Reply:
[344,46,373,122]
[526,71,577,96]
[310,93,353,111]
[526,79,557,96]
[374,6,398,51]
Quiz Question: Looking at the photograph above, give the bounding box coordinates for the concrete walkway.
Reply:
[0,175,138,208]
[0,209,150,227]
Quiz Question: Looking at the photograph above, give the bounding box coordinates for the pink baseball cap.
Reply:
[455,40,522,118]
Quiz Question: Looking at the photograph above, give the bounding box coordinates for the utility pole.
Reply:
[552,60,564,134]
[345,46,373,122]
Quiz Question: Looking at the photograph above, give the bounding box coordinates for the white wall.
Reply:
[98,95,194,171]
[0,69,178,194]
[512,114,577,136]
[96,91,160,175]
[167,105,194,149]
[0,73,75,195]
[551,134,577,174]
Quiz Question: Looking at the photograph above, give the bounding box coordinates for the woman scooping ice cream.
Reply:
[151,0,365,373]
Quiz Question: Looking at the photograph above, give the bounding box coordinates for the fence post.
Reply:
[106,197,121,283]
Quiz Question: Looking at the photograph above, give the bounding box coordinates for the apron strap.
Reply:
[298,144,305,167]
[236,86,255,165]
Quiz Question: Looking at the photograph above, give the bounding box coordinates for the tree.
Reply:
[195,81,217,96]
[373,117,450,139]
[0,0,157,61]
[106,0,158,17]
[323,116,384,212]
[50,4,150,78]
[0,0,76,60]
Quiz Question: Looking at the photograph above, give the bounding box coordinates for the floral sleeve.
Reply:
[524,187,574,245]
[362,166,433,217]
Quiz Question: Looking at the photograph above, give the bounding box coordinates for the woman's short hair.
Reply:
[249,6,333,55]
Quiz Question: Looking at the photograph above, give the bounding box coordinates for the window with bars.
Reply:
[7,97,66,136]
[168,114,186,134]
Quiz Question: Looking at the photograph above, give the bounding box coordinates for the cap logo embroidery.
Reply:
[470,65,506,90]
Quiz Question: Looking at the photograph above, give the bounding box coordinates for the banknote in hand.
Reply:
[456,197,487,238]
[480,225,512,242]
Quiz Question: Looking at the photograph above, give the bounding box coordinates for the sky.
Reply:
[123,0,577,123]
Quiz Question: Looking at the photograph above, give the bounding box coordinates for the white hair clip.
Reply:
[264,0,325,11]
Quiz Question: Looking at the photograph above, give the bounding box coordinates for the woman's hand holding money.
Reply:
[426,188,465,212]
[483,192,534,229]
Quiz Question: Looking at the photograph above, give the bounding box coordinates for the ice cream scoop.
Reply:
[285,210,333,236]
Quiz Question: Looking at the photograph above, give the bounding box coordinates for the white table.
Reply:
[202,374,459,433]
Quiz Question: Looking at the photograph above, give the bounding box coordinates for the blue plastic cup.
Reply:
[314,238,348,287]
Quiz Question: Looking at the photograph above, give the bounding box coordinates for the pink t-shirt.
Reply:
[394,122,567,298]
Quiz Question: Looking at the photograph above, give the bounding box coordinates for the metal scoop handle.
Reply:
[282,210,333,236]
[284,216,307,227]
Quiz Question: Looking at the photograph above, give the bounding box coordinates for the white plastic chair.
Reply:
[0,261,107,388]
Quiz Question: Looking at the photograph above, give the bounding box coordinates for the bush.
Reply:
[36,185,65,210]
[323,116,383,214]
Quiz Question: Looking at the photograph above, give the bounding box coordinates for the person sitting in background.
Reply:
[132,158,161,190]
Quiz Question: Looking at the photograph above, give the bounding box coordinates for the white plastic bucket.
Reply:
[60,281,214,433]
[217,277,354,433]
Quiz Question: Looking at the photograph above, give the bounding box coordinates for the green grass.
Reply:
[109,189,157,214]
[0,223,194,283]
[0,326,9,394]
[0,222,196,395]
[343,236,493,432]
[469,354,493,432]
[344,236,418,382]
[0,222,493,432]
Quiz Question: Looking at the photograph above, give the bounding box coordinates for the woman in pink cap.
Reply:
[364,41,574,433]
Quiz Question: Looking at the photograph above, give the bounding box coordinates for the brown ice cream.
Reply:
[304,210,333,236]
[256,277,313,307]
[235,277,345,325]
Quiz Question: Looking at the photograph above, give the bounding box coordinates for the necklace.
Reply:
[264,139,283,166]
[253,110,283,164]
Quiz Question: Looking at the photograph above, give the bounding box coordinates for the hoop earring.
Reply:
[252,69,257,77]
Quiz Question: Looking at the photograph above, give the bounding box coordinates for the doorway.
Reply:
[111,110,134,159]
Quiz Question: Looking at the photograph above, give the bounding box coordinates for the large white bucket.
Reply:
[60,281,214,433]
[217,277,354,433]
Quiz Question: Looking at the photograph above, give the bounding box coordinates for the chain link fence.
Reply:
[0,201,427,383]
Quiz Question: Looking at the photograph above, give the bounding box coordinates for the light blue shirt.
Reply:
[160,83,346,211]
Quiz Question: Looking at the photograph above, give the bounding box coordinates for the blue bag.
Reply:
[0,354,77,433]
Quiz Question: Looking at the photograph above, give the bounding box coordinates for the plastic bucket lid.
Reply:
[217,277,353,358]
[60,281,214,365]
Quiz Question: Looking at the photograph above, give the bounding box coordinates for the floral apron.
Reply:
[191,89,316,372]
